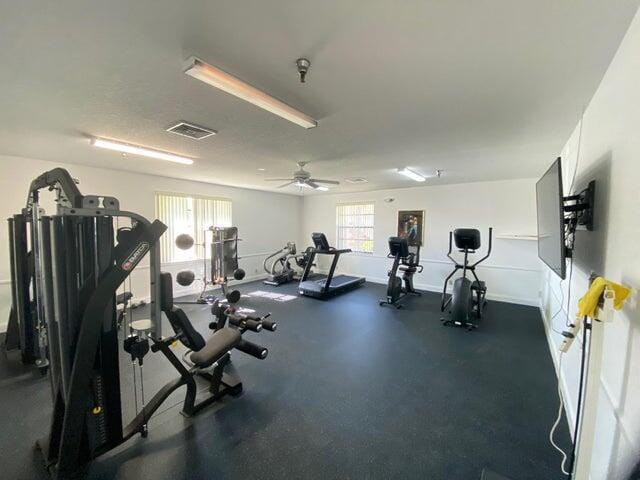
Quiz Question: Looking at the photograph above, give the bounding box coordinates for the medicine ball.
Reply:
[226,289,241,304]
[175,233,195,250]
[176,270,195,286]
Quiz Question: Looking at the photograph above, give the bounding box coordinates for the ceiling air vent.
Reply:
[345,177,368,184]
[166,121,216,140]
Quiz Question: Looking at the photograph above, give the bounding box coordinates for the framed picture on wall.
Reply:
[397,210,425,247]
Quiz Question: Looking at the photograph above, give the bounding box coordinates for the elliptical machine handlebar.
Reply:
[469,227,493,268]
[446,231,456,263]
[446,227,493,267]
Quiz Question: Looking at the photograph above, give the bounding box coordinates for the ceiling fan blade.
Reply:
[265,178,294,182]
[309,178,340,185]
[305,180,320,189]
[276,181,295,188]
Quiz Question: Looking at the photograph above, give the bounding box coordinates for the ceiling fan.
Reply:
[265,162,339,191]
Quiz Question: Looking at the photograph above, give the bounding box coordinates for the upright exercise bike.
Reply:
[440,228,492,330]
[379,236,423,308]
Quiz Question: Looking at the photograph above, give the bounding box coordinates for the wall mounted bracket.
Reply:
[563,180,595,258]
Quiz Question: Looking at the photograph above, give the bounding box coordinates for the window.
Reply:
[155,192,232,263]
[336,202,374,254]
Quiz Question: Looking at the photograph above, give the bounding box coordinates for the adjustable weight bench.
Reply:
[138,273,274,418]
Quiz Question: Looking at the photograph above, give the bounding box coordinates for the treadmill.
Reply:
[298,232,366,299]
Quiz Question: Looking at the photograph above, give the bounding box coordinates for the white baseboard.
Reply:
[329,271,538,307]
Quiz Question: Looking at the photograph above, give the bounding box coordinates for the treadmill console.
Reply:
[311,232,331,251]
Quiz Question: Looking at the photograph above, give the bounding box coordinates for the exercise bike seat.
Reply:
[471,280,487,292]
[190,328,241,368]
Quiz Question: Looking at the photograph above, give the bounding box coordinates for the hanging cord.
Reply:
[566,316,591,477]
[549,316,591,479]
[128,272,141,417]
[119,217,140,418]
[549,353,571,476]
[549,276,566,335]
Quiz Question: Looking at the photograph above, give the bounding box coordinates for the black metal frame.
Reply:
[298,247,350,293]
[440,228,493,330]
[379,239,423,309]
[5,214,39,363]
[37,214,167,478]
[563,180,596,259]
[9,169,278,479]
[5,169,168,479]
[298,233,366,299]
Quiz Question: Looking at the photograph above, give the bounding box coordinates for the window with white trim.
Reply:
[155,192,232,263]
[336,202,374,254]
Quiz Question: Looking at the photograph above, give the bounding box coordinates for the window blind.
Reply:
[155,192,232,263]
[336,202,374,254]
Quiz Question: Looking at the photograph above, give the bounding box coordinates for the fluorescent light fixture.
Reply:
[184,56,317,129]
[397,167,426,182]
[91,138,194,165]
[315,186,329,191]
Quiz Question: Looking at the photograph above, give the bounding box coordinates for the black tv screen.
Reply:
[536,157,566,279]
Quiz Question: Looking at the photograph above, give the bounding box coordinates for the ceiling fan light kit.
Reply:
[265,162,339,191]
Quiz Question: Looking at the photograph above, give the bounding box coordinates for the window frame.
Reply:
[335,201,375,255]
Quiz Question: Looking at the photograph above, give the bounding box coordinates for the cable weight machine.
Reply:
[175,226,246,304]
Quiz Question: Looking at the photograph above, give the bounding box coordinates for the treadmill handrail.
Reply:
[312,247,352,254]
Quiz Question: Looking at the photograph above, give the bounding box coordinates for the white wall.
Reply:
[301,178,541,306]
[539,7,640,479]
[0,155,302,331]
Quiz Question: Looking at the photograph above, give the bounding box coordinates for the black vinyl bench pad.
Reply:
[190,328,241,368]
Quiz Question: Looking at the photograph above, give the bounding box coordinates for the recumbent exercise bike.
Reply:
[379,236,423,308]
[440,227,492,330]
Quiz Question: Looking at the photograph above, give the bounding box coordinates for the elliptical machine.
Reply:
[262,242,313,286]
[379,236,423,308]
[440,227,492,330]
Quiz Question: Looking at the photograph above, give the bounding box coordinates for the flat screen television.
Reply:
[536,157,566,279]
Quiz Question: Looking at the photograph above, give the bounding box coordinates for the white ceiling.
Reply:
[0,0,638,195]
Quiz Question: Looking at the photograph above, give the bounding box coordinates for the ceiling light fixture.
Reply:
[91,138,194,165]
[183,56,317,129]
[397,167,426,182]
[316,186,329,192]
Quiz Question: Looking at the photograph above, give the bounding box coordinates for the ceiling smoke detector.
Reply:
[344,177,368,184]
[166,121,217,140]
